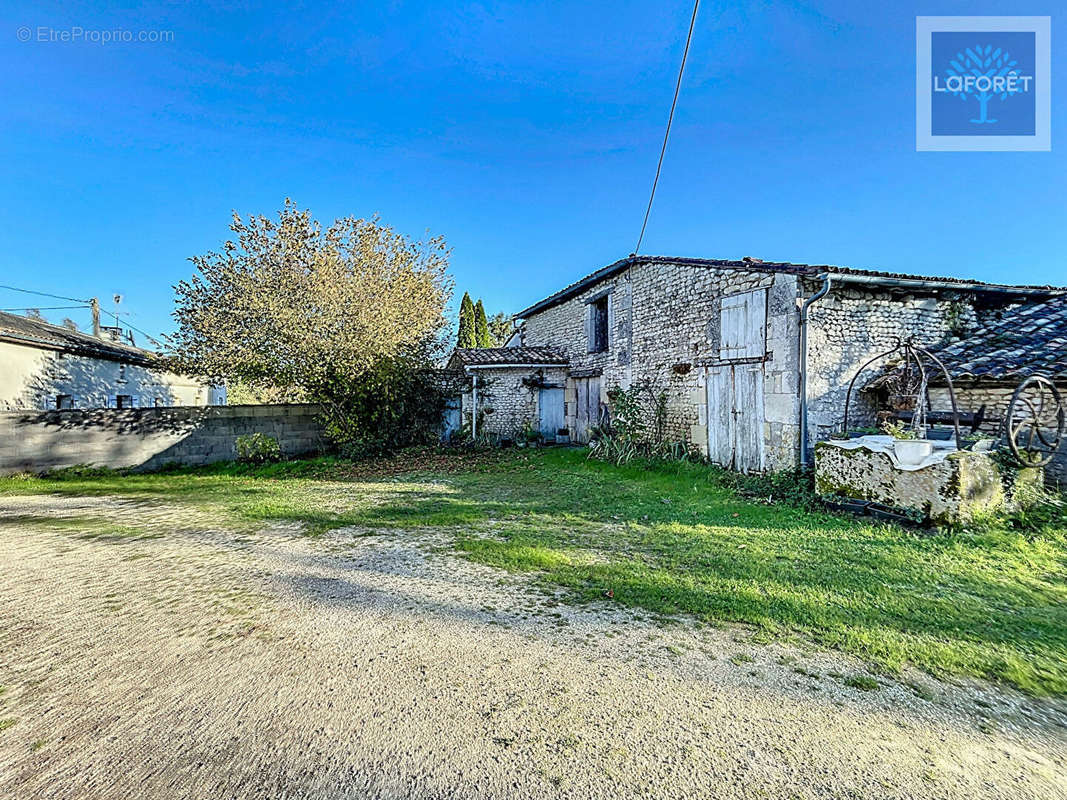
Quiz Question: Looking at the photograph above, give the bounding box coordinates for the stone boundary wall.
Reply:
[0,404,326,474]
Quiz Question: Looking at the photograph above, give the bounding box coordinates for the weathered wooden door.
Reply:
[573,376,601,443]
[441,397,461,442]
[706,364,765,472]
[538,388,565,439]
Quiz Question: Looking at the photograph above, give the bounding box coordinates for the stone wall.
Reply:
[804,287,990,446]
[521,260,801,469]
[0,404,326,474]
[931,384,1067,488]
[519,261,1033,473]
[461,367,567,440]
[814,440,1043,525]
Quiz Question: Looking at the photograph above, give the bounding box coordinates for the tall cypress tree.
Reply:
[457,292,476,349]
[474,299,493,348]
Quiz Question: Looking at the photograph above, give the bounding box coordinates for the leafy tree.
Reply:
[226,380,305,405]
[487,312,514,347]
[457,292,476,349]
[170,200,453,448]
[61,317,79,332]
[26,308,45,322]
[474,299,493,348]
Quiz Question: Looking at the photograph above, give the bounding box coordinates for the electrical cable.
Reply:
[0,284,89,303]
[633,0,700,256]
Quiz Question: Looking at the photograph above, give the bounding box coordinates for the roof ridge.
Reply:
[515,254,1065,319]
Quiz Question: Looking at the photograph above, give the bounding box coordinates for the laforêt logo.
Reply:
[916,17,1050,151]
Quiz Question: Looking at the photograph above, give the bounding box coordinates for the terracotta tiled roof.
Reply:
[931,299,1067,383]
[0,311,156,365]
[449,347,568,367]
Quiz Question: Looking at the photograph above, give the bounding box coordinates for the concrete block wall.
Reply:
[0,404,326,474]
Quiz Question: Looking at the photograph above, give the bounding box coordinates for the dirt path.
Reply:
[1,494,1064,799]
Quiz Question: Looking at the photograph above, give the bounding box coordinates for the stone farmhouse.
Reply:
[448,255,1064,472]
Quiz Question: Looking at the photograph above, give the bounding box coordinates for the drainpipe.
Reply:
[471,372,478,439]
[798,273,832,466]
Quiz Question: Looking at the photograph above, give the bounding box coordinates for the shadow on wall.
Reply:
[0,405,327,475]
[19,353,178,410]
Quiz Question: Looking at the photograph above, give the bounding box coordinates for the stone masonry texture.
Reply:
[517,261,1029,472]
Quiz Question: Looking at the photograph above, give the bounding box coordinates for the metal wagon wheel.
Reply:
[1005,375,1065,468]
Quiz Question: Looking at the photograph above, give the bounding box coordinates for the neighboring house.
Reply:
[0,311,223,410]
[449,255,1063,472]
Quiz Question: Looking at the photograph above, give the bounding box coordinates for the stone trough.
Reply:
[814,435,1043,526]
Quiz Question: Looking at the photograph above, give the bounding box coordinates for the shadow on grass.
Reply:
[2,448,1065,693]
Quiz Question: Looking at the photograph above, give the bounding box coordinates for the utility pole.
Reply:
[89,297,101,338]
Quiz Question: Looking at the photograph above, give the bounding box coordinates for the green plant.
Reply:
[316,342,465,457]
[882,420,919,440]
[457,292,476,349]
[235,433,282,464]
[588,381,691,466]
[522,422,542,444]
[843,675,880,691]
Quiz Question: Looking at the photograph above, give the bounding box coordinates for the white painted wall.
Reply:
[0,339,219,410]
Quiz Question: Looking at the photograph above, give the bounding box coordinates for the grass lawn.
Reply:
[2,448,1065,695]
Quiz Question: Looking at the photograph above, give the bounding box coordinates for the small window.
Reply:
[56,394,74,410]
[117,364,127,382]
[587,296,609,353]
[115,394,135,409]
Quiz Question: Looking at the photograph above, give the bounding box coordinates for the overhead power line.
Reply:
[0,283,167,347]
[0,305,90,312]
[0,284,89,303]
[633,0,700,256]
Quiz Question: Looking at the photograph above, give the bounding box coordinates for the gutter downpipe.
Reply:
[799,273,832,466]
[471,372,478,440]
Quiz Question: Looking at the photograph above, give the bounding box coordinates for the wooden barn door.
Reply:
[573,376,601,443]
[706,364,765,473]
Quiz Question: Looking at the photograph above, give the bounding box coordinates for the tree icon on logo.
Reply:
[943,45,1026,124]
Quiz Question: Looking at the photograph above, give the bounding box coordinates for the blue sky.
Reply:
[1,1,1063,342]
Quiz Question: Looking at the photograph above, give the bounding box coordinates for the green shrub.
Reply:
[235,433,282,464]
[588,381,692,466]
[312,342,466,458]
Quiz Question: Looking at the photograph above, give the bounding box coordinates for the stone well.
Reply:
[814,436,1043,525]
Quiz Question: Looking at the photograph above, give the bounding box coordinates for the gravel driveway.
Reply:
[1,493,1064,799]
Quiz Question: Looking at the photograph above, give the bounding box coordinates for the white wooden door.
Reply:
[706,366,734,467]
[706,364,765,472]
[732,363,765,473]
